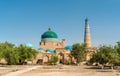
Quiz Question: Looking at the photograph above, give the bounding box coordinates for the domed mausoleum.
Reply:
[33,27,73,64]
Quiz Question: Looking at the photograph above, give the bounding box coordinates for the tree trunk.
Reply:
[111,64,114,70]
[101,64,104,69]
[77,62,80,66]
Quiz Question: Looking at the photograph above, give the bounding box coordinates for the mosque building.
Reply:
[33,27,73,64]
[32,18,96,64]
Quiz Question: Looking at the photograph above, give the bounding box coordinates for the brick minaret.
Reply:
[84,18,91,48]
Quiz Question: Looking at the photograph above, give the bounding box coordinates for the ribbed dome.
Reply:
[41,28,58,39]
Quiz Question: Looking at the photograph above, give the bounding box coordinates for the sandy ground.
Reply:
[3,66,40,76]
[19,65,118,76]
[1,65,119,76]
[0,65,35,76]
[19,71,117,76]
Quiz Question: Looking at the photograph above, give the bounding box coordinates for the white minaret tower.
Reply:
[84,18,91,48]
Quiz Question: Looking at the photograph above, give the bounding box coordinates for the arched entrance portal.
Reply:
[37,59,43,65]
[59,53,64,64]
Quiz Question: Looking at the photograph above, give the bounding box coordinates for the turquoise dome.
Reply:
[46,48,56,53]
[38,48,44,51]
[41,28,58,39]
[25,43,34,48]
[65,46,72,51]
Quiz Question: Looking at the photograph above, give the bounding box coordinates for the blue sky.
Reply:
[0,0,120,48]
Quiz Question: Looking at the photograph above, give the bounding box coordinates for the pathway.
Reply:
[3,66,40,76]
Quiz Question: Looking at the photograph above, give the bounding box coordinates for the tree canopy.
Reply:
[0,42,38,65]
[90,44,120,69]
[71,43,87,65]
[48,55,58,65]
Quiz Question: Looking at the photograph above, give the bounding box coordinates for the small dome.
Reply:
[38,48,44,51]
[65,46,72,51]
[25,43,34,48]
[46,48,56,53]
[41,28,58,39]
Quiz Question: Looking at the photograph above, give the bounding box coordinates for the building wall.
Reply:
[40,39,65,50]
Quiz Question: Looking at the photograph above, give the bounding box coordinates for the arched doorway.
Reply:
[37,59,43,65]
[59,53,64,64]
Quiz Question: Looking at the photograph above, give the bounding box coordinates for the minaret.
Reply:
[84,18,91,48]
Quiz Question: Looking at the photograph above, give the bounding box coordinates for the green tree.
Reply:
[4,48,19,65]
[48,55,58,65]
[71,43,87,65]
[17,44,38,64]
[90,45,119,69]
[0,51,3,60]
[0,43,4,60]
[0,42,38,65]
[115,42,120,57]
[114,41,120,65]
[0,42,18,65]
[108,50,119,70]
